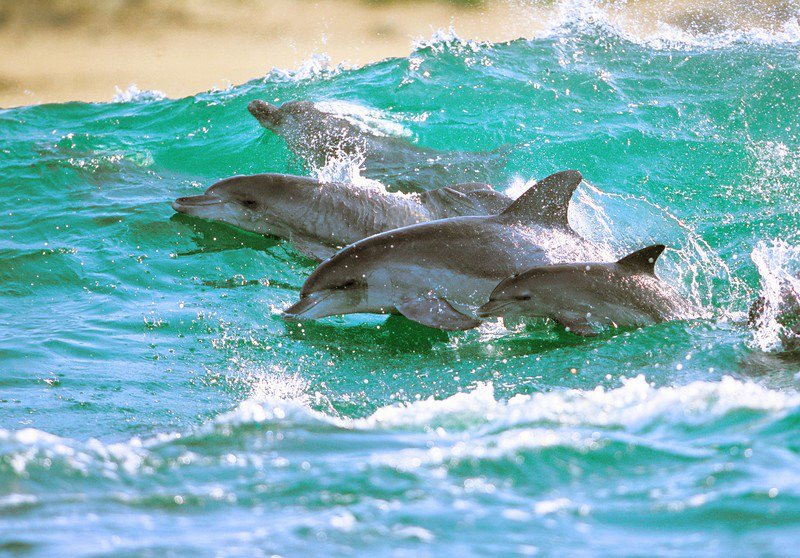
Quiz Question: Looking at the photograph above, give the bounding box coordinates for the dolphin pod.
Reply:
[172,173,511,261]
[173,99,696,337]
[288,170,645,330]
[283,170,693,332]
[247,99,507,191]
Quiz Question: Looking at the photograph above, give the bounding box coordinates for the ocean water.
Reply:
[3,4,800,556]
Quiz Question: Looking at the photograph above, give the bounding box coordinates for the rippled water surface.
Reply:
[2,6,800,556]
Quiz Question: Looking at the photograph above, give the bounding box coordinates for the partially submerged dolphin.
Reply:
[247,100,507,191]
[284,170,607,330]
[172,173,510,261]
[477,245,696,336]
[749,271,800,353]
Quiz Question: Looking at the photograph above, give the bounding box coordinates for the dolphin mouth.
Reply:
[476,300,516,318]
[283,292,333,321]
[247,100,280,127]
[172,194,223,213]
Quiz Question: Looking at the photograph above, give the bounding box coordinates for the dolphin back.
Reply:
[419,183,512,218]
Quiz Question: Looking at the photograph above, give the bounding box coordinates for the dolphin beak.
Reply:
[247,100,280,127]
[172,194,223,214]
[283,292,334,321]
[476,299,515,318]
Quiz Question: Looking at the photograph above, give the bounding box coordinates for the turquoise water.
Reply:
[3,13,800,557]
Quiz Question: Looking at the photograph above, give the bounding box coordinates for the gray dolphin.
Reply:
[477,245,696,336]
[172,173,511,261]
[283,170,608,330]
[247,99,507,191]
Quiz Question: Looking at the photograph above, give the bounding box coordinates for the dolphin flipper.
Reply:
[289,236,339,262]
[396,298,481,331]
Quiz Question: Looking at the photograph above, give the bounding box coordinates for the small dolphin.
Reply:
[477,245,696,336]
[247,99,507,191]
[172,173,510,261]
[284,170,607,330]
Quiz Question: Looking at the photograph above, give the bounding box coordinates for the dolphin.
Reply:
[172,173,511,261]
[283,170,609,330]
[247,99,507,191]
[476,245,696,336]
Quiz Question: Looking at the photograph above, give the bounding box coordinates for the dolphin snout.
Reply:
[172,194,223,215]
[283,292,333,321]
[248,100,280,126]
[476,299,515,318]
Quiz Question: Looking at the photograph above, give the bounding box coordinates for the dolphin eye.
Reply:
[333,280,358,291]
[241,199,258,209]
[514,295,531,301]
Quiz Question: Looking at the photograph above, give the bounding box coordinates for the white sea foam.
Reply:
[266,53,349,82]
[0,427,152,479]
[314,100,412,138]
[309,149,419,202]
[528,0,800,50]
[112,84,167,103]
[2,375,797,478]
[355,375,799,433]
[210,365,320,429]
[411,2,800,56]
[209,373,800,440]
[366,375,800,470]
[411,26,488,54]
[311,150,395,195]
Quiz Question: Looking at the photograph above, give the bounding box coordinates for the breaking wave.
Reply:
[4,373,798,482]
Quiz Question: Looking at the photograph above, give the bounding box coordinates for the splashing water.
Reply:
[311,148,400,195]
[112,84,167,103]
[751,240,800,352]
[314,100,413,138]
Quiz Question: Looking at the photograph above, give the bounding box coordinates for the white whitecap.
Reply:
[314,100,412,139]
[112,84,167,103]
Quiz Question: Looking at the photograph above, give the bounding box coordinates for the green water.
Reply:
[2,14,800,557]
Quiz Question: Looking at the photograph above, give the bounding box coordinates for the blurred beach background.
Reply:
[1,0,798,107]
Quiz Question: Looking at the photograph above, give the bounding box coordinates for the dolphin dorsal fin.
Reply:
[616,244,666,275]
[497,170,582,229]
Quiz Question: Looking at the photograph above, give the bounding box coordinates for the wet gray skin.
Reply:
[283,170,610,330]
[172,173,511,261]
[477,245,697,336]
[247,99,507,191]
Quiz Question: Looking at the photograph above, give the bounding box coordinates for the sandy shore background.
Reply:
[1,0,797,108]
[0,0,544,107]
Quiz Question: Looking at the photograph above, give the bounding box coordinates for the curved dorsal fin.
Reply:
[616,244,666,275]
[496,170,582,229]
